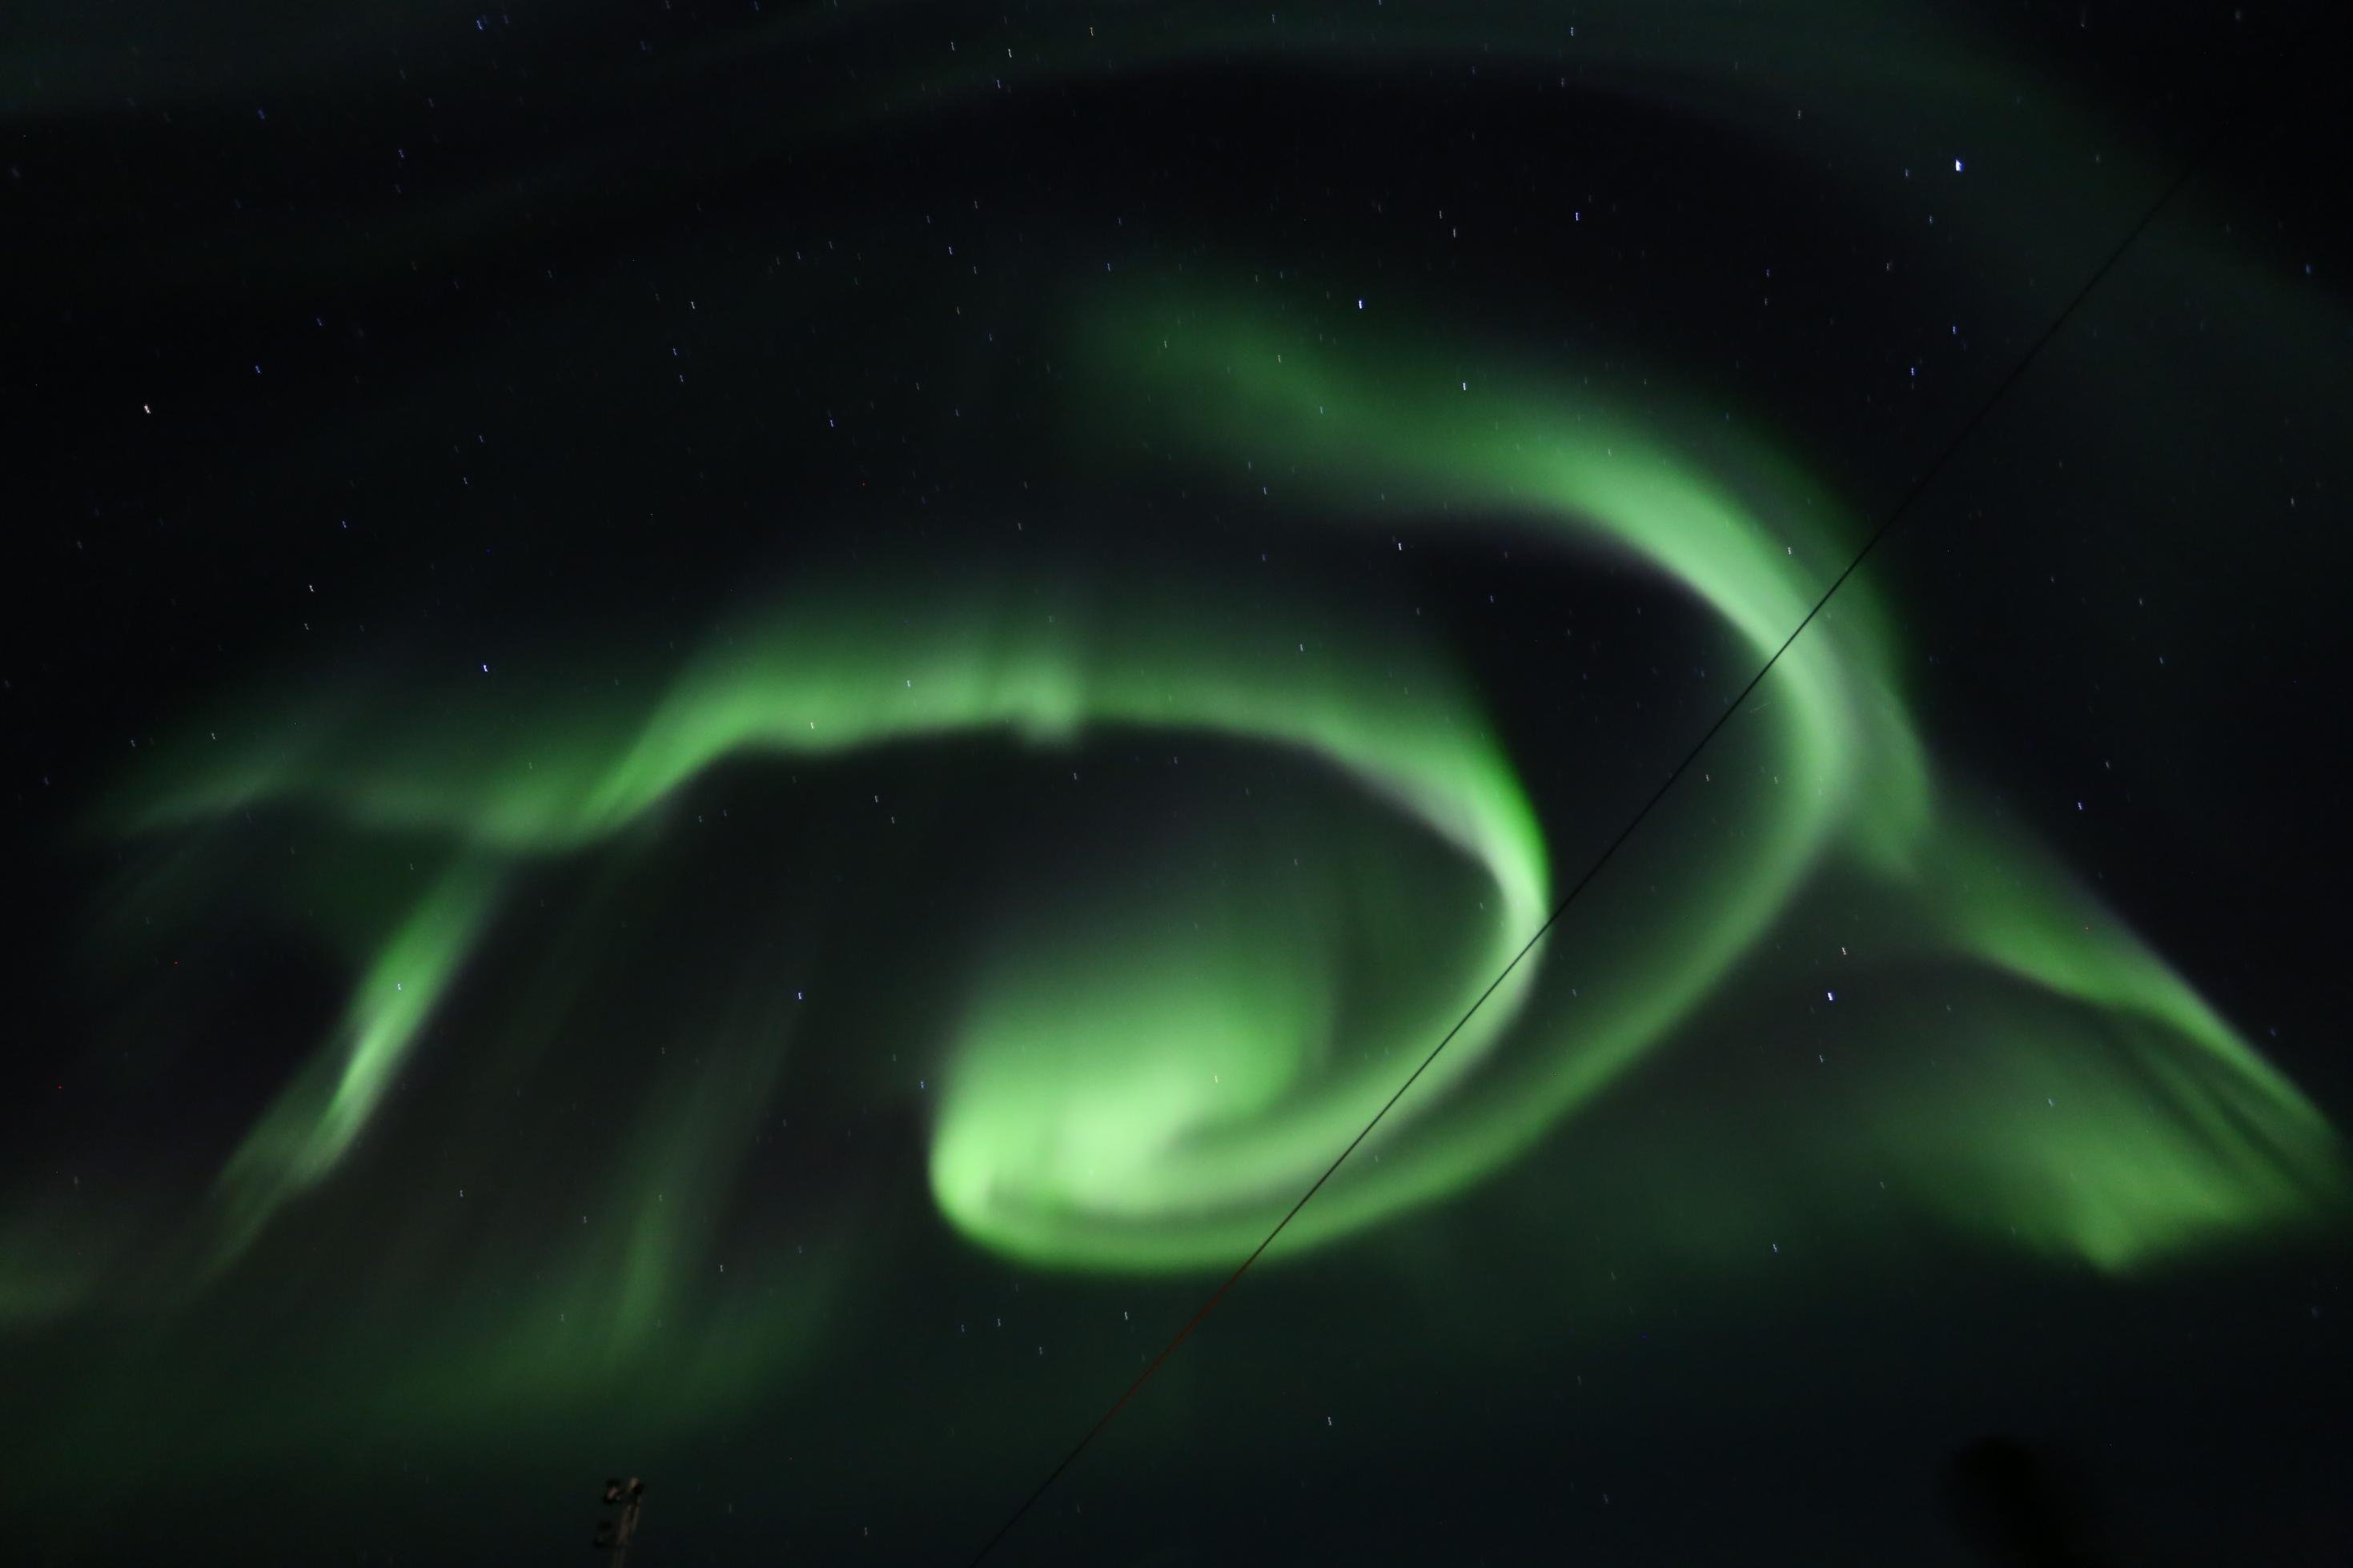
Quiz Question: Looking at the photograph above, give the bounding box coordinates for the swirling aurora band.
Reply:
[84,290,2343,1309]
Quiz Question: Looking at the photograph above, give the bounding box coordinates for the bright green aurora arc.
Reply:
[67,281,2342,1325]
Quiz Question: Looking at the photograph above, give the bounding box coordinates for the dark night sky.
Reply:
[6,3,2351,1563]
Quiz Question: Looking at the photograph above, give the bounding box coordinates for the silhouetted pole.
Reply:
[592,1477,646,1564]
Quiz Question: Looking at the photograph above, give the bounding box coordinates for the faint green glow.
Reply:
[1895,810,2341,1269]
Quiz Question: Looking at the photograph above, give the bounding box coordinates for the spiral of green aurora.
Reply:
[72,278,2338,1309]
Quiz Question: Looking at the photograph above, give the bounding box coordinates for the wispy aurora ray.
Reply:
[73,293,2343,1306]
[206,860,500,1271]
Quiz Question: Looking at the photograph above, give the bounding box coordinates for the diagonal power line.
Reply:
[966,21,2325,1560]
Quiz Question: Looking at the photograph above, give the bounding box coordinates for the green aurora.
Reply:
[10,2,2351,1559]
[46,284,2335,1325]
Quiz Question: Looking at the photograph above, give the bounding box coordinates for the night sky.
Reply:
[8,2,2352,1562]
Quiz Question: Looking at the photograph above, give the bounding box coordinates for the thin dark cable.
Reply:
[967,33,2307,1563]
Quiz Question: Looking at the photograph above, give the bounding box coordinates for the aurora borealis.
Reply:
[86,289,2339,1285]
[10,2,2351,1562]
